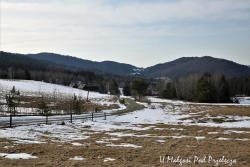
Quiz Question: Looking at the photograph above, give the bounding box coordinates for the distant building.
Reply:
[69,81,86,89]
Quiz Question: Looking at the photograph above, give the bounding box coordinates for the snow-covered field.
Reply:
[0,79,109,100]
[0,80,250,166]
[1,102,249,145]
[148,96,250,105]
[0,80,249,141]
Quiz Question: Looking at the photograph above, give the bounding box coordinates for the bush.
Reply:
[119,98,126,105]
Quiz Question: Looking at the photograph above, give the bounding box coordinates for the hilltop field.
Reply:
[0,80,250,167]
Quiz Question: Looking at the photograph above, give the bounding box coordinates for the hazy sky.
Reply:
[0,0,250,67]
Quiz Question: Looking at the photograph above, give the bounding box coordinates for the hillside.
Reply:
[27,52,141,76]
[0,79,109,99]
[144,56,250,78]
[0,51,61,72]
[1,51,250,79]
[0,51,110,92]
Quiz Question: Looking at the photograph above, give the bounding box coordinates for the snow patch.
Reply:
[104,157,115,162]
[106,143,142,148]
[71,142,83,146]
[217,137,249,141]
[0,123,89,144]
[69,156,85,161]
[156,139,165,143]
[0,153,37,159]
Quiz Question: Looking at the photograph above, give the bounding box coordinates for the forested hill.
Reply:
[0,51,107,88]
[27,52,141,76]
[0,51,54,70]
[1,51,250,79]
[144,56,250,78]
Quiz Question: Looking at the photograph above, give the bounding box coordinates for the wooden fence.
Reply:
[0,112,111,128]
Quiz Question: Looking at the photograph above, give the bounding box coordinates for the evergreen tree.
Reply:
[25,70,31,80]
[196,73,216,103]
[131,79,148,101]
[5,86,21,115]
[217,75,230,102]
[123,82,131,96]
[161,82,176,99]
[109,80,119,95]
[10,86,16,95]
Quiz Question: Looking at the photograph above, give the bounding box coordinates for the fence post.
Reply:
[46,114,48,124]
[9,114,12,128]
[91,112,94,121]
[70,112,73,123]
[104,113,106,120]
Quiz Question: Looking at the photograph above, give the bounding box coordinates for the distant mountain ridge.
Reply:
[1,51,250,79]
[27,52,142,76]
[144,56,250,78]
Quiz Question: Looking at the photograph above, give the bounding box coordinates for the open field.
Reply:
[0,98,249,167]
[0,80,250,166]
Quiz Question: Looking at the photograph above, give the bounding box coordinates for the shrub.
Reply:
[119,98,126,105]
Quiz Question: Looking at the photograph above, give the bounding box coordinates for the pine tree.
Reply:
[131,79,148,101]
[109,80,119,95]
[217,75,230,102]
[123,82,131,96]
[25,70,31,80]
[5,86,20,115]
[161,82,176,99]
[196,73,216,103]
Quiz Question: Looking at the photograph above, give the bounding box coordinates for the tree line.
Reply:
[157,73,250,103]
[119,73,250,103]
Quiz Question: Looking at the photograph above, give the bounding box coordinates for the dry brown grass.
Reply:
[207,106,250,117]
[0,103,249,166]
[0,123,250,167]
[1,95,119,114]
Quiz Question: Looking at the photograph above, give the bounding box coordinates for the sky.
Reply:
[0,0,250,67]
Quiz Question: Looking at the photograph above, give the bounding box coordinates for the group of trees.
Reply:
[120,73,249,103]
[229,76,250,96]
[158,73,250,103]
[195,73,230,103]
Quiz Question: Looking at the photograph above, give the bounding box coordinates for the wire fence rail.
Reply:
[0,112,111,128]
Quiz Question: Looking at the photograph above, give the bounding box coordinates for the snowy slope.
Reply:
[0,79,109,99]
